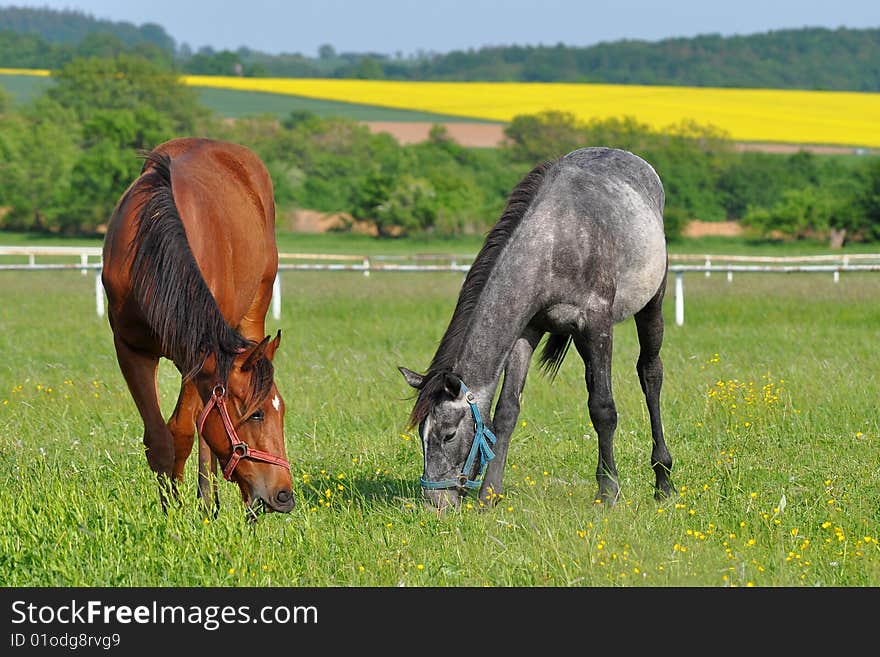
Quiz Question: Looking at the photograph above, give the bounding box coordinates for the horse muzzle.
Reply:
[423,487,462,511]
[243,487,295,521]
[262,487,295,513]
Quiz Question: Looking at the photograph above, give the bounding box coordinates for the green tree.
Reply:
[851,158,880,241]
[185,49,243,76]
[742,187,832,241]
[375,174,437,235]
[4,54,211,234]
[0,99,80,230]
[75,32,129,59]
[661,205,689,242]
[281,110,320,131]
[60,107,172,233]
[503,110,585,163]
[354,57,384,80]
[407,138,496,235]
[47,54,208,133]
[643,120,732,222]
[580,115,655,151]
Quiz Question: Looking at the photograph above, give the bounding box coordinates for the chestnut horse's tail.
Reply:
[128,151,250,382]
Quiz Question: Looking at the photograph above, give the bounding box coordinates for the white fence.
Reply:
[3,246,880,327]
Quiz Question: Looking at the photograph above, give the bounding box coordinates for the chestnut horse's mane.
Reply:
[123,151,271,404]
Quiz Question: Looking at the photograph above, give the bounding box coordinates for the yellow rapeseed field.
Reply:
[183,76,880,148]
[3,68,878,147]
[0,68,50,76]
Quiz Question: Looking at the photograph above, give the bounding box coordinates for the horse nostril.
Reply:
[276,489,292,504]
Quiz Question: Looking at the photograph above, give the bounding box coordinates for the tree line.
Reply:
[0,55,878,246]
[1,6,879,91]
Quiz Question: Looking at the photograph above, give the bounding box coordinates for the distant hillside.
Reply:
[0,5,174,49]
[0,6,878,91]
[414,28,880,91]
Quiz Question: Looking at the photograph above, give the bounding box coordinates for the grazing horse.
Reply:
[399,147,673,510]
[102,137,294,517]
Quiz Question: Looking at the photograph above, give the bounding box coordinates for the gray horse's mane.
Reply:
[407,157,558,428]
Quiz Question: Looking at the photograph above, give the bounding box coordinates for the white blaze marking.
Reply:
[272,395,280,411]
[422,416,432,454]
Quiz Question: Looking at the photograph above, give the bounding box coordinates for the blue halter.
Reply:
[420,381,497,491]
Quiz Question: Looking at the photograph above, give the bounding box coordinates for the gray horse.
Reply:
[399,147,673,510]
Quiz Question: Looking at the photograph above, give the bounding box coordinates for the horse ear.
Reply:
[398,366,424,389]
[241,335,271,372]
[442,372,462,398]
[264,330,281,360]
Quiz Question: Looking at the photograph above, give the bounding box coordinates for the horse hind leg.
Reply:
[634,283,674,500]
[573,322,620,505]
[112,335,175,511]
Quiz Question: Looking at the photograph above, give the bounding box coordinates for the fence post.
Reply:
[272,273,281,320]
[704,256,711,277]
[95,270,104,318]
[363,257,370,277]
[80,253,88,275]
[835,255,848,283]
[674,272,684,326]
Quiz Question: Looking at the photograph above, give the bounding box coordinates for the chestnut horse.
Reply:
[102,137,294,518]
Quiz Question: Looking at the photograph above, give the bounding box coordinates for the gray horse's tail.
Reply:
[538,333,572,381]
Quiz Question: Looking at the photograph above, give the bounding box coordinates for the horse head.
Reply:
[197,330,293,516]
[399,367,496,512]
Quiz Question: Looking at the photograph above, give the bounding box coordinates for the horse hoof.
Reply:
[594,489,620,506]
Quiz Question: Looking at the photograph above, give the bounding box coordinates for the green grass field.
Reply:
[0,73,53,105]
[1,231,878,586]
[194,86,488,122]
[0,73,480,122]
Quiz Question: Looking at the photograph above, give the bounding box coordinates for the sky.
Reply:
[4,0,880,57]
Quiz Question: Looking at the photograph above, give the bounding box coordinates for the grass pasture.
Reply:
[193,86,476,122]
[0,70,472,123]
[1,252,879,587]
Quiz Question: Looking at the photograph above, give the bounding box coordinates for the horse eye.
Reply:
[249,410,264,422]
[443,431,456,443]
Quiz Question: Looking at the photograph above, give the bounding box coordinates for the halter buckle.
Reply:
[232,443,248,457]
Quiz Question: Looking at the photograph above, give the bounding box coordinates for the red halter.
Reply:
[197,384,290,481]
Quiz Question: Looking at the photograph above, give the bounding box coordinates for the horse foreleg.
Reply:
[198,435,220,518]
[112,335,175,511]
[479,329,541,507]
[574,322,619,505]
[167,380,202,506]
[634,283,674,500]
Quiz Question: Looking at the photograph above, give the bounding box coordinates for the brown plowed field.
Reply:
[363,121,872,155]
[364,121,508,147]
